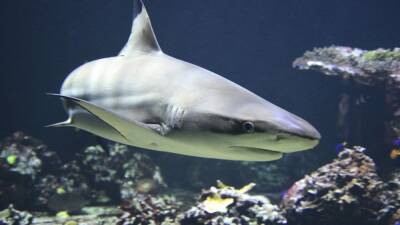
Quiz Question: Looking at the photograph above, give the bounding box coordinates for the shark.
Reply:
[50,0,321,161]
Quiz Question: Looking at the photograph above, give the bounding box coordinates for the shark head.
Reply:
[181,88,321,157]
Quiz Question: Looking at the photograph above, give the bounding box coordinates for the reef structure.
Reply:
[0,132,61,209]
[34,160,90,212]
[0,205,33,225]
[80,144,166,203]
[117,194,182,225]
[0,132,167,212]
[293,47,400,150]
[386,169,400,224]
[1,142,399,225]
[180,181,287,225]
[281,146,400,225]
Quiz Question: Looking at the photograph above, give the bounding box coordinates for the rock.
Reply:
[34,160,90,212]
[117,194,182,225]
[293,46,400,86]
[80,143,166,203]
[282,146,398,225]
[0,132,62,209]
[384,169,400,225]
[0,205,33,225]
[180,181,287,225]
[0,132,45,180]
[293,46,400,149]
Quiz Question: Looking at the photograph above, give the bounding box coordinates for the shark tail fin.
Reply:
[119,0,161,56]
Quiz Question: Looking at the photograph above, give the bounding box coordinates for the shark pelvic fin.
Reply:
[119,0,161,56]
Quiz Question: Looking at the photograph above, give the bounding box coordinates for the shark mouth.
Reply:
[230,146,283,155]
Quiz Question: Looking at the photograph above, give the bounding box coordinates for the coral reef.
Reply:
[385,169,400,225]
[2,132,399,225]
[0,132,166,212]
[117,194,182,225]
[180,181,287,225]
[293,47,400,86]
[293,46,400,148]
[0,133,42,180]
[281,146,399,225]
[34,161,90,212]
[0,132,90,212]
[0,205,33,225]
[0,132,61,209]
[80,144,166,202]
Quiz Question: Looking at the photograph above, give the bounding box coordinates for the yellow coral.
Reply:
[238,183,256,194]
[64,221,78,225]
[56,187,66,195]
[216,180,230,189]
[6,155,17,165]
[56,211,70,219]
[340,194,354,204]
[202,181,257,214]
[203,194,234,213]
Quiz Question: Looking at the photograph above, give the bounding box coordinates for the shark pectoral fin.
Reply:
[49,94,164,143]
[119,0,161,56]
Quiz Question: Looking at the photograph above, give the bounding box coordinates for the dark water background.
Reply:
[1,0,400,186]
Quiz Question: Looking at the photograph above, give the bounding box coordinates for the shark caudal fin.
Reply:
[119,0,161,56]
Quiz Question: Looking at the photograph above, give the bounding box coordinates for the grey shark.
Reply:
[50,0,321,161]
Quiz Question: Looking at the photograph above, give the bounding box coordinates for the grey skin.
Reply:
[51,0,321,161]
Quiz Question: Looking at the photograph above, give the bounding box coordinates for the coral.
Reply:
[117,194,182,225]
[293,46,400,86]
[0,132,168,211]
[0,205,33,225]
[281,146,397,225]
[180,181,287,225]
[384,169,400,225]
[0,132,43,180]
[80,144,166,202]
[0,132,62,209]
[34,160,89,212]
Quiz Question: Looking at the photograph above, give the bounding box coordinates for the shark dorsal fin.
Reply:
[119,0,161,56]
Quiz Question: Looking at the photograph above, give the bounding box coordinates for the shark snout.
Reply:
[267,113,321,153]
[281,114,321,140]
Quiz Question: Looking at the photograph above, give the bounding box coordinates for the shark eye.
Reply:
[242,121,255,133]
